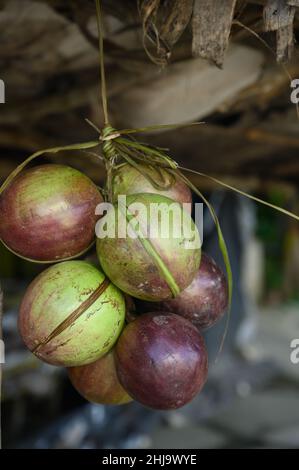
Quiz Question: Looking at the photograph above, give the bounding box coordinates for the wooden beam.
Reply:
[192,0,237,66]
[263,0,296,62]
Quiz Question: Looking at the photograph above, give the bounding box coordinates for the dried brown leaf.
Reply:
[138,0,193,65]
[158,0,193,49]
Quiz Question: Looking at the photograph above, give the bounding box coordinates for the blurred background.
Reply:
[1,0,299,449]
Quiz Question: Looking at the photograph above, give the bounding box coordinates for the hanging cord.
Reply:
[95,0,121,200]
[95,0,109,125]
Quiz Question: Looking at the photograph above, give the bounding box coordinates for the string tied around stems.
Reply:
[100,125,119,161]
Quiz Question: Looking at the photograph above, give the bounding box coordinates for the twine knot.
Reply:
[100,125,120,160]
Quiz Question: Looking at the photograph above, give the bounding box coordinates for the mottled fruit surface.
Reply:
[68,349,132,405]
[137,253,228,330]
[115,312,208,410]
[112,163,192,211]
[19,261,125,366]
[0,164,102,262]
[97,193,201,301]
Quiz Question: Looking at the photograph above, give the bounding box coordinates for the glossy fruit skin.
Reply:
[68,349,132,405]
[96,193,201,301]
[115,312,208,410]
[136,253,228,330]
[19,261,125,367]
[112,163,192,211]
[0,164,103,262]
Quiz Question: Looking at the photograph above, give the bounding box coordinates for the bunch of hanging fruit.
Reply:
[0,155,229,410]
[2,0,297,411]
[0,0,234,411]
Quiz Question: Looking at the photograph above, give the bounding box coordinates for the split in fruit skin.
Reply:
[18,261,126,367]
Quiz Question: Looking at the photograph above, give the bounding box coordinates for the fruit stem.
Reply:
[95,0,109,125]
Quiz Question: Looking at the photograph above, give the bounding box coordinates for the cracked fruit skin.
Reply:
[112,163,192,211]
[136,253,228,330]
[0,164,103,262]
[96,193,201,301]
[68,349,132,405]
[115,312,208,410]
[19,261,125,367]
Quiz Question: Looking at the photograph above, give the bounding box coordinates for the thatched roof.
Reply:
[1,0,299,191]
